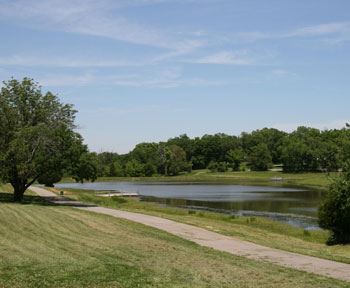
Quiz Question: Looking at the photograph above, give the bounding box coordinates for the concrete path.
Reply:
[31,186,350,282]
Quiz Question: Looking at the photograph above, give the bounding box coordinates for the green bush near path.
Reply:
[319,164,350,245]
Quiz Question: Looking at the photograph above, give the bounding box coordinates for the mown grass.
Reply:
[1,192,348,287]
[61,169,334,190]
[53,187,350,265]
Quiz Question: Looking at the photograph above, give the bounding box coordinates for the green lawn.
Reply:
[0,191,348,287]
[53,187,350,265]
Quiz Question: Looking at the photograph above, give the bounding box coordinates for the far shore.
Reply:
[60,170,334,191]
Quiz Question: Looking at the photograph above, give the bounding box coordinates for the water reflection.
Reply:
[56,182,323,229]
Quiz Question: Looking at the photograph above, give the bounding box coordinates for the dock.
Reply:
[96,190,139,197]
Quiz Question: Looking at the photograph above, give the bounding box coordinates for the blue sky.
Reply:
[0,0,349,153]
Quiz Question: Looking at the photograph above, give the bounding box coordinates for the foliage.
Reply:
[38,170,63,187]
[84,126,350,178]
[125,159,145,177]
[207,161,229,172]
[163,145,191,176]
[281,139,313,172]
[249,144,272,171]
[226,148,244,171]
[319,164,350,245]
[0,78,95,200]
[241,128,286,164]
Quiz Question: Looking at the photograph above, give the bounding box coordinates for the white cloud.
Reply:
[289,22,350,37]
[234,22,350,44]
[192,51,254,65]
[270,69,297,78]
[0,0,203,53]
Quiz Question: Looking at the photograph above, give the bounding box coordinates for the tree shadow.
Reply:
[0,191,55,206]
[0,191,97,208]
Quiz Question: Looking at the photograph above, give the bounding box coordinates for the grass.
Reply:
[0,191,349,287]
[61,169,335,190]
[51,187,350,265]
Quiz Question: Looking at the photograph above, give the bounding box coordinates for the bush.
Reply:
[207,161,228,172]
[207,161,218,172]
[319,165,350,245]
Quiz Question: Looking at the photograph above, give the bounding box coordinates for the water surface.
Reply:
[56,182,323,229]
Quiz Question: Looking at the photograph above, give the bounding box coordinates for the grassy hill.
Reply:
[0,187,348,287]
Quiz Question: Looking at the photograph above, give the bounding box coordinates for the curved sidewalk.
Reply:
[31,186,350,282]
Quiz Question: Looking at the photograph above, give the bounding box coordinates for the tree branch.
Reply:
[24,175,40,190]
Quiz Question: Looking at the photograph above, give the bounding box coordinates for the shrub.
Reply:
[207,161,228,172]
[319,165,350,245]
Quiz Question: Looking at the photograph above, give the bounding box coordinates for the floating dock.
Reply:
[96,190,139,197]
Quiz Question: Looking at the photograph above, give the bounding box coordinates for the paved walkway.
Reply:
[31,186,350,282]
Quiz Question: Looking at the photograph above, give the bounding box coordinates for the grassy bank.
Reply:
[50,187,350,265]
[62,170,334,190]
[1,192,348,287]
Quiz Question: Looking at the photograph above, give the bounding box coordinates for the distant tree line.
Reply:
[90,126,350,177]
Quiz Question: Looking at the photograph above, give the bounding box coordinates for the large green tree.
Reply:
[248,144,272,171]
[319,163,350,244]
[0,78,96,201]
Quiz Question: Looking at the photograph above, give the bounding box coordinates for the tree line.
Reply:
[92,126,350,177]
[1,78,349,196]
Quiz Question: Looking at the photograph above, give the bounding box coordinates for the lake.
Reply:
[56,182,323,229]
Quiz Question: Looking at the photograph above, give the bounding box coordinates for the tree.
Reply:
[167,134,194,161]
[71,152,97,183]
[38,170,63,187]
[241,128,286,164]
[226,148,244,171]
[161,145,190,176]
[318,142,340,172]
[143,162,157,176]
[248,144,272,171]
[0,78,96,201]
[125,159,145,177]
[281,140,312,172]
[319,163,350,245]
[190,134,240,169]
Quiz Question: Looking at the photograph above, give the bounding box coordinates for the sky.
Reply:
[0,0,349,153]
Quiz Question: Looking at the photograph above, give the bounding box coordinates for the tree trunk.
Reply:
[12,184,25,202]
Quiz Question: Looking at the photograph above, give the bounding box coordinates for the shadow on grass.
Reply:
[0,191,98,208]
[0,191,55,206]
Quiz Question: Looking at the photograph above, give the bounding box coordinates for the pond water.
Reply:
[56,182,323,229]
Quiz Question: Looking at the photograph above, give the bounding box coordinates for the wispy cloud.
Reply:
[236,21,350,43]
[288,22,350,37]
[0,0,203,53]
[38,69,225,88]
[190,51,254,65]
